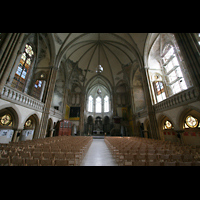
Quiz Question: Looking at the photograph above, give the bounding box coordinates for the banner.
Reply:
[65,104,70,120]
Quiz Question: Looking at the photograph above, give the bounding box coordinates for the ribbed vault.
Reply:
[53,33,147,87]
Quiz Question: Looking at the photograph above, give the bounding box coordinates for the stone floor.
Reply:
[80,139,118,166]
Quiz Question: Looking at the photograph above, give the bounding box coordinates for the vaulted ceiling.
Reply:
[52,33,147,88]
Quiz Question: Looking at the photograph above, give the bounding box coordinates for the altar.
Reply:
[93,128,104,135]
[92,117,102,134]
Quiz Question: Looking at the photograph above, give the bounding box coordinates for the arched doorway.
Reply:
[20,114,39,141]
[87,116,93,135]
[103,116,110,135]
[0,107,19,143]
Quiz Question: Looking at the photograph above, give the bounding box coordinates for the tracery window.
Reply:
[153,81,166,103]
[32,80,43,100]
[194,33,200,45]
[104,95,109,112]
[162,44,187,95]
[25,119,32,128]
[163,120,173,130]
[184,115,199,128]
[88,95,93,112]
[0,114,12,127]
[11,44,34,91]
[198,33,200,45]
[96,96,102,113]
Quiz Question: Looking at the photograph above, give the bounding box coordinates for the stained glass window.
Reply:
[186,115,198,128]
[26,58,31,65]
[154,81,166,102]
[25,44,34,57]
[21,53,26,62]
[164,120,172,129]
[32,80,43,100]
[25,119,32,128]
[11,44,34,91]
[0,114,12,126]
[16,64,22,76]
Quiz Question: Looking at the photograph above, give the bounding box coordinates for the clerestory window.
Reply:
[104,95,109,112]
[96,96,102,113]
[88,95,93,112]
[11,44,34,91]
[162,44,187,95]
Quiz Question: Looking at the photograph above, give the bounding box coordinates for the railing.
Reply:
[153,86,200,112]
[135,87,199,119]
[50,107,63,119]
[135,108,147,118]
[1,84,45,112]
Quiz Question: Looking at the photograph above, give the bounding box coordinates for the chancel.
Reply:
[0,33,200,166]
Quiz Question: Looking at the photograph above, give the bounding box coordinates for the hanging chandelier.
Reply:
[96,64,103,74]
[96,33,103,74]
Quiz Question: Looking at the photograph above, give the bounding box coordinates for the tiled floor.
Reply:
[80,139,118,166]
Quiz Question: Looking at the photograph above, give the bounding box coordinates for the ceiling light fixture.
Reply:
[96,33,103,74]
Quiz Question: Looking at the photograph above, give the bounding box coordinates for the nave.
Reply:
[1,135,200,166]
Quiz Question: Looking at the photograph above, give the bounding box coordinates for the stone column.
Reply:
[139,67,160,140]
[102,98,104,113]
[79,92,85,135]
[61,86,69,119]
[131,114,137,136]
[49,129,54,137]
[37,66,58,138]
[0,33,25,93]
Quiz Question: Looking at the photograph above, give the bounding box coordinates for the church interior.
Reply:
[0,33,200,166]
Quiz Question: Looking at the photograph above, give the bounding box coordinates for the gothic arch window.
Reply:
[11,44,34,91]
[96,96,102,113]
[162,44,187,95]
[88,95,93,112]
[197,33,200,45]
[32,80,44,100]
[153,81,166,103]
[194,33,200,46]
[104,95,109,112]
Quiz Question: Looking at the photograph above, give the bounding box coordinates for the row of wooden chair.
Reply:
[123,161,200,166]
[116,153,195,166]
[0,136,93,166]
[105,137,200,166]
[0,157,75,166]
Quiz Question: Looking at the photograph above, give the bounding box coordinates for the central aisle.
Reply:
[80,139,118,166]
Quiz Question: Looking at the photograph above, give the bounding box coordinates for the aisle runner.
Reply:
[80,139,117,166]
